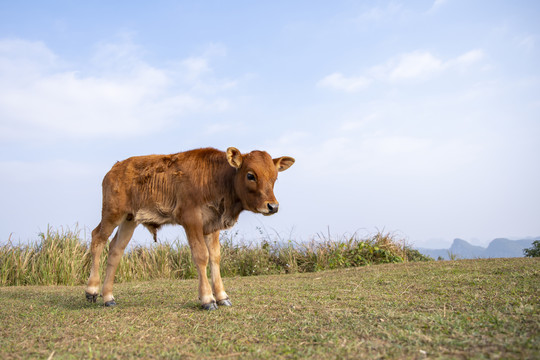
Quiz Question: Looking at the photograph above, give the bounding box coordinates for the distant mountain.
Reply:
[417,237,539,260]
[450,239,486,258]
[486,238,536,258]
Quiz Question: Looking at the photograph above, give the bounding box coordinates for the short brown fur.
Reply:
[85,147,294,309]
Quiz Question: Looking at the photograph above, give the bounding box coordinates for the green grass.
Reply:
[1,258,538,359]
[0,227,429,286]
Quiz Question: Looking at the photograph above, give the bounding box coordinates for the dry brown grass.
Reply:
[1,227,429,286]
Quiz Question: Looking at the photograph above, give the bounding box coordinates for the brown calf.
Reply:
[85,147,294,310]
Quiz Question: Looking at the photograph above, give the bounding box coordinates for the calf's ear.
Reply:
[273,156,295,172]
[226,147,243,169]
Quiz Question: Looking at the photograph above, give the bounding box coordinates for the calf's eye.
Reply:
[247,173,256,181]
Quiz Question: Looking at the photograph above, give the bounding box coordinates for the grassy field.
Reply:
[1,258,538,359]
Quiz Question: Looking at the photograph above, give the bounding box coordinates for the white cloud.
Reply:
[357,3,403,22]
[339,113,379,131]
[205,121,240,134]
[318,49,486,92]
[90,34,145,72]
[373,50,484,81]
[427,0,450,13]
[296,131,482,182]
[317,72,371,92]
[386,51,444,81]
[276,131,310,145]
[0,38,236,140]
[516,34,536,52]
[0,39,58,76]
[453,49,485,66]
[182,57,211,78]
[431,0,448,10]
[0,159,98,183]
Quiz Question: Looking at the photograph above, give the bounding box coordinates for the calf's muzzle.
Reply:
[267,202,279,214]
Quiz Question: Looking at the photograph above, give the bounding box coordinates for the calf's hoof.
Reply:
[202,302,218,311]
[85,292,98,303]
[217,299,232,307]
[104,300,117,307]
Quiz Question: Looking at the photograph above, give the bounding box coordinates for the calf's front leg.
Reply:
[205,231,231,307]
[184,215,217,310]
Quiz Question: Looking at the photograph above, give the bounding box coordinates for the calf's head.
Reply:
[226,147,294,215]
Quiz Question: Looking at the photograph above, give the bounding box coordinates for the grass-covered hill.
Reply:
[1,228,538,358]
[0,257,538,359]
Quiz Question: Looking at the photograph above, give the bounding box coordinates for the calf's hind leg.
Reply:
[101,219,137,306]
[85,220,117,302]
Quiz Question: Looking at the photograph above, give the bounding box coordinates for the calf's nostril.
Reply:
[267,203,279,213]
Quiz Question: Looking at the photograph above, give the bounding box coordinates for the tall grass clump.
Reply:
[114,240,197,282]
[1,227,90,286]
[273,231,430,274]
[1,227,430,286]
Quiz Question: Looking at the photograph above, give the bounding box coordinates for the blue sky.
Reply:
[1,0,539,248]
